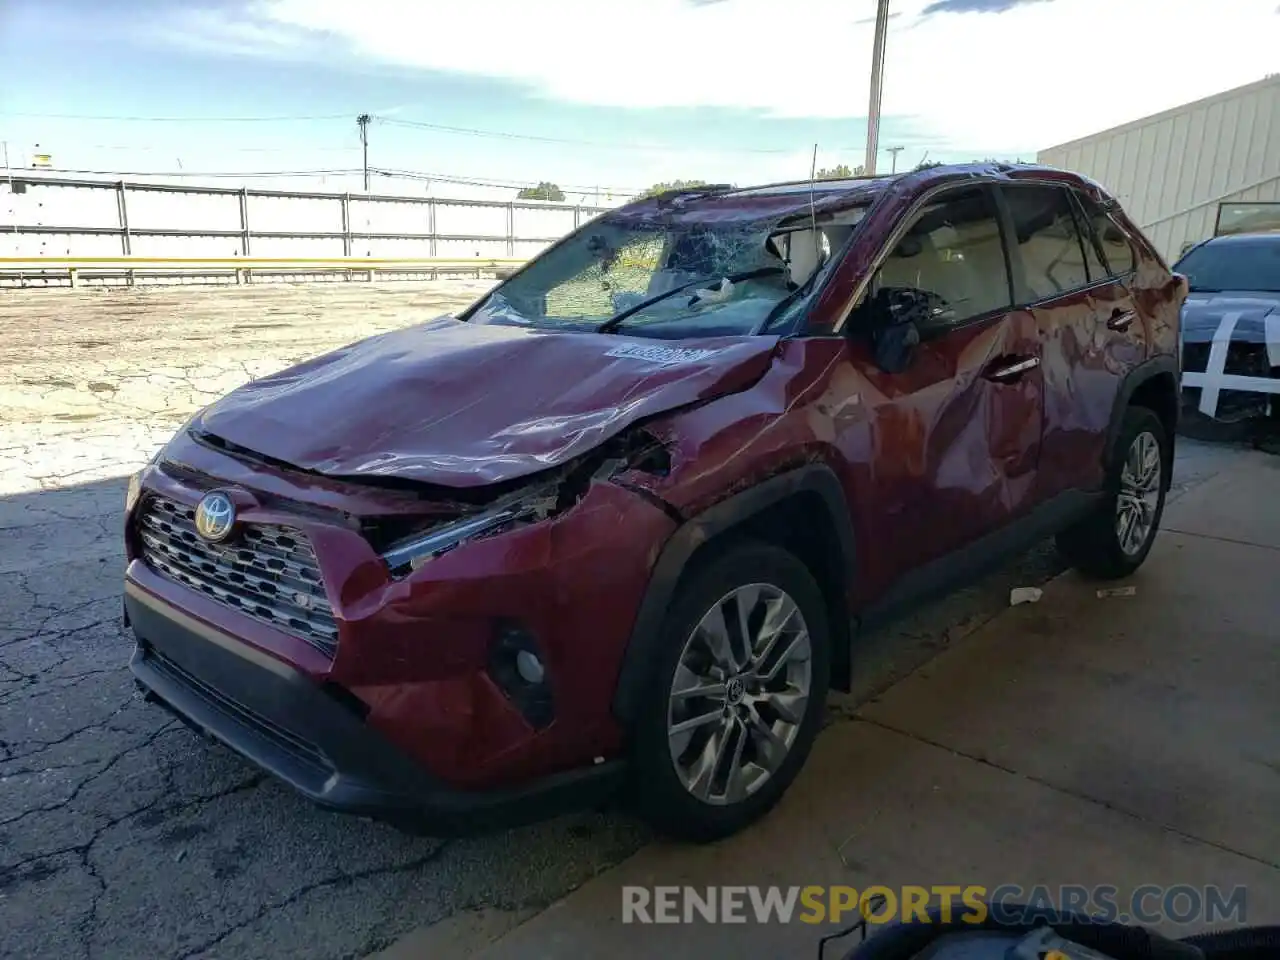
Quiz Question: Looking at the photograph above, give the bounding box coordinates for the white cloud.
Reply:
[168,0,1279,153]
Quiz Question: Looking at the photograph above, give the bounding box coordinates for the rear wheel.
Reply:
[630,541,831,842]
[1056,406,1169,580]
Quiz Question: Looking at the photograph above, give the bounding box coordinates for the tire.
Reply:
[629,540,831,843]
[1056,406,1170,580]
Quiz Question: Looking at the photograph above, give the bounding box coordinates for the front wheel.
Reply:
[1056,406,1170,580]
[629,541,831,842]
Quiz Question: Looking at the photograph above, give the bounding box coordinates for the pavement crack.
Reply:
[1,721,176,829]
[856,715,1280,873]
[172,842,454,960]
[1163,526,1280,554]
[3,696,140,760]
[0,668,125,707]
[0,614,120,651]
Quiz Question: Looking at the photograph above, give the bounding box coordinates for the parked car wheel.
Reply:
[1056,406,1170,580]
[630,541,831,842]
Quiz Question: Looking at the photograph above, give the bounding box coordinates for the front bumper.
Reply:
[125,441,679,790]
[126,580,626,834]
[1181,338,1280,424]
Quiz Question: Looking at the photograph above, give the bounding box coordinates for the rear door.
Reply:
[995,181,1146,500]
[1067,189,1150,489]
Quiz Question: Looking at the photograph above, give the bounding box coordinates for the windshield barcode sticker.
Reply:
[605,344,720,366]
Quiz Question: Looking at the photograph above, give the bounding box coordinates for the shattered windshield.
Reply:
[468,207,866,338]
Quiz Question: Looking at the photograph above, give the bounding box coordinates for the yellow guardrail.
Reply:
[0,256,528,286]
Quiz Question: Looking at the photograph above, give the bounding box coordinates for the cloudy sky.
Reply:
[1,0,1277,200]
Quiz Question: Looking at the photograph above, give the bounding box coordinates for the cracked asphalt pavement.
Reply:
[0,282,1243,959]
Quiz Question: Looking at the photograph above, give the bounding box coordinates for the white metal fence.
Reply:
[1,175,608,286]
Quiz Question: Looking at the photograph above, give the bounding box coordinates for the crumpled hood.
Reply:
[1181,292,1280,343]
[197,315,779,487]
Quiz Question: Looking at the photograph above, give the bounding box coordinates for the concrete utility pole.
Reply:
[864,0,891,176]
[887,145,904,173]
[357,114,371,192]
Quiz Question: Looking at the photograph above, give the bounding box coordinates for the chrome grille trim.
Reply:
[136,494,339,658]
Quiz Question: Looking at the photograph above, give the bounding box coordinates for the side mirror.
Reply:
[1172,272,1189,304]
[859,287,933,374]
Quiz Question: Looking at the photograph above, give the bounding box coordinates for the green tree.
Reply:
[914,160,943,171]
[516,181,566,202]
[641,179,710,198]
[814,163,864,180]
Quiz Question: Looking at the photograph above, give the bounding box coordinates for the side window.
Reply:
[1075,193,1136,278]
[869,187,1011,330]
[1071,203,1110,282]
[1002,185,1092,301]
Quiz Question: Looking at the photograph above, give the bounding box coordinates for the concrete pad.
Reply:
[469,724,1280,960]
[859,482,1280,861]
[860,532,1280,859]
[1161,450,1280,550]
[369,908,535,960]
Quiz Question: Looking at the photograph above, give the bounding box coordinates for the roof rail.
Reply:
[731,171,902,193]
[652,183,736,205]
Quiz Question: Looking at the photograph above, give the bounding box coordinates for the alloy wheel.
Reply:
[1116,430,1162,556]
[666,583,812,806]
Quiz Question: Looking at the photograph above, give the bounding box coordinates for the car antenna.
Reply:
[808,143,819,236]
[806,143,822,274]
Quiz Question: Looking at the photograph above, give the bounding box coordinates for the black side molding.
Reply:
[611,463,856,726]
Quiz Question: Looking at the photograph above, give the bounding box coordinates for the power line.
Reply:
[369,166,643,196]
[3,107,884,159]
[9,163,643,195]
[56,143,360,154]
[377,115,837,156]
[14,167,366,179]
[0,111,351,123]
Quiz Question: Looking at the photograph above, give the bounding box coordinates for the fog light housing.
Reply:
[515,650,545,684]
[488,624,554,729]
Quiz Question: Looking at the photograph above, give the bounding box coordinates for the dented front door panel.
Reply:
[631,313,1044,605]
[833,309,1044,593]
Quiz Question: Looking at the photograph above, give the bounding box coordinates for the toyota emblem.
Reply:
[194,491,237,543]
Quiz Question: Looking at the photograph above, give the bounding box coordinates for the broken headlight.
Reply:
[379,489,556,578]
[377,427,671,579]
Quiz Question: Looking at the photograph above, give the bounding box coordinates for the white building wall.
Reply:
[1038,75,1280,261]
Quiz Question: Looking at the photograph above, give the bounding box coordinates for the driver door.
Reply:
[839,184,1046,598]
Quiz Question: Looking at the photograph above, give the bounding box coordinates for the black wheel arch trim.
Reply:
[612,462,856,726]
[1104,353,1181,459]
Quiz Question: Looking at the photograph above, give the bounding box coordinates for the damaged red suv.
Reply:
[125,164,1185,841]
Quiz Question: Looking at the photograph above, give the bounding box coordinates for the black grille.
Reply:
[136,494,339,658]
[1182,341,1274,378]
[146,650,332,773]
[1182,341,1279,422]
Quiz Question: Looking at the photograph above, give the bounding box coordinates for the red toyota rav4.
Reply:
[125,164,1184,841]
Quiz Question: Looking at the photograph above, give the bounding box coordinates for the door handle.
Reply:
[1107,308,1136,331]
[984,356,1040,382]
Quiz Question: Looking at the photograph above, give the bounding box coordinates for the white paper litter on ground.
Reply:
[1010,587,1043,606]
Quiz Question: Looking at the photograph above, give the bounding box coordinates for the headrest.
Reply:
[786,229,825,287]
